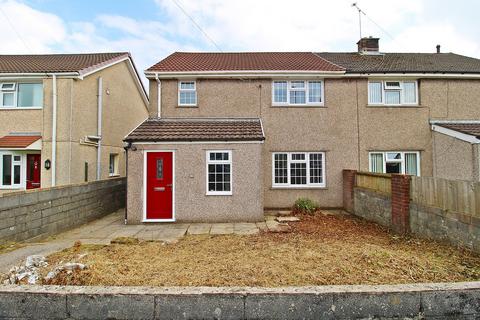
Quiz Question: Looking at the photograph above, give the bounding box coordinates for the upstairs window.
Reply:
[0,82,43,108]
[272,80,323,106]
[369,151,420,176]
[368,80,418,106]
[178,81,197,106]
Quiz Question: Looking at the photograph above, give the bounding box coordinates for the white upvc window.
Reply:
[0,151,23,188]
[178,81,197,106]
[369,151,420,176]
[206,150,232,195]
[109,153,119,176]
[272,80,324,106]
[368,80,418,106]
[272,152,326,188]
[0,82,43,109]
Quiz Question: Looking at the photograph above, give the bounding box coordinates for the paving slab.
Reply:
[233,223,259,235]
[255,221,268,231]
[276,216,301,222]
[187,223,212,235]
[210,223,234,235]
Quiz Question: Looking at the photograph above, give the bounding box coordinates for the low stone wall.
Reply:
[410,202,480,252]
[353,187,391,227]
[0,282,479,319]
[0,178,125,244]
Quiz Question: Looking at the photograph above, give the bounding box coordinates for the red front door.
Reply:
[26,154,41,189]
[146,152,173,220]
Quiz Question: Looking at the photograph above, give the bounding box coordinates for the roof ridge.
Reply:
[0,52,129,57]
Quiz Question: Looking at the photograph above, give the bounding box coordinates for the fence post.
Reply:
[391,174,411,234]
[343,169,357,213]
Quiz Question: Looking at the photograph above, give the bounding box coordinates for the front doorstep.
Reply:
[142,218,176,223]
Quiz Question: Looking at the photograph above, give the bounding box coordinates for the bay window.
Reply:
[369,151,420,176]
[0,82,43,108]
[206,150,232,195]
[272,152,325,188]
[272,80,324,106]
[368,80,418,106]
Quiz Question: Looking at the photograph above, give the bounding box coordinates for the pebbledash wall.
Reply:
[343,170,480,252]
[0,178,125,244]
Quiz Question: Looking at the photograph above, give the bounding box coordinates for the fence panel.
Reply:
[355,172,392,194]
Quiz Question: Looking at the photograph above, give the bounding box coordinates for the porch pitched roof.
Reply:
[431,121,480,144]
[124,118,264,142]
[0,135,42,148]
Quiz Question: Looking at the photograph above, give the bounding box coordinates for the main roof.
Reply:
[146,51,480,74]
[0,52,129,74]
[315,52,480,74]
[146,52,344,72]
[125,118,264,142]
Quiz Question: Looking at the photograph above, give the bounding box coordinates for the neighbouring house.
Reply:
[0,53,149,194]
[124,37,480,223]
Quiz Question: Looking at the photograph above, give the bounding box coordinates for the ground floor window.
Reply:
[272,152,325,188]
[206,150,232,195]
[109,153,119,176]
[0,151,23,188]
[369,151,420,176]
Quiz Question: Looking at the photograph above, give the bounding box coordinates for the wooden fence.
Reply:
[411,176,480,216]
[355,172,392,194]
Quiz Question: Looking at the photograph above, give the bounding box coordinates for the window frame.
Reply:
[367,80,418,106]
[272,152,326,188]
[368,151,421,176]
[178,80,197,107]
[272,80,324,107]
[109,153,119,177]
[0,82,43,109]
[0,151,25,189]
[206,150,233,196]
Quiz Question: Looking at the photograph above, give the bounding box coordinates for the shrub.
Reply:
[292,198,319,215]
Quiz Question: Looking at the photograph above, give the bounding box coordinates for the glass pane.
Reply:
[289,90,306,104]
[291,153,305,161]
[385,81,401,88]
[309,153,323,184]
[403,82,417,104]
[385,91,401,104]
[2,155,12,185]
[405,153,418,175]
[368,82,382,104]
[180,82,195,89]
[179,91,196,105]
[308,81,322,103]
[18,83,43,107]
[1,83,14,90]
[156,159,163,179]
[290,81,305,88]
[273,81,287,103]
[13,155,21,162]
[14,165,20,184]
[2,92,14,107]
[290,162,307,185]
[274,153,288,184]
[370,153,384,173]
[386,162,401,174]
[386,153,402,160]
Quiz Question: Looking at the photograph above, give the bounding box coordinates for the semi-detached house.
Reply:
[125,37,480,223]
[0,53,149,194]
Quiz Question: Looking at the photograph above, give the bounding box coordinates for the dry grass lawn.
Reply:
[39,212,480,287]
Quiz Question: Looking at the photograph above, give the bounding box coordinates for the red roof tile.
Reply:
[0,135,41,148]
[125,118,264,142]
[435,123,480,137]
[146,52,344,72]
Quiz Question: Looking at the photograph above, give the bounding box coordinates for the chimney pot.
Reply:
[357,37,380,54]
[436,44,441,53]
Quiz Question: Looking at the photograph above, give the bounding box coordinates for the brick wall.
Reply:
[0,178,125,244]
[391,174,411,234]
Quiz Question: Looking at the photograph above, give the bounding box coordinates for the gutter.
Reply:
[96,77,103,180]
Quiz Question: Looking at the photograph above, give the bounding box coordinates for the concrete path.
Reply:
[1,209,291,273]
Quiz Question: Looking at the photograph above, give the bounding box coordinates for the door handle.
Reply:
[154,187,165,191]
[166,184,173,187]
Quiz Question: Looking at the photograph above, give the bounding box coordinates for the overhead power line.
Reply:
[170,0,223,52]
[0,5,33,53]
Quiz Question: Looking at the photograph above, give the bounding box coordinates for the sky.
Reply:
[1,0,480,78]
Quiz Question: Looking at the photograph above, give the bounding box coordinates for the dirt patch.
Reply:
[38,213,480,287]
[0,242,25,255]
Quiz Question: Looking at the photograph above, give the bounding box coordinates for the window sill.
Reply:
[177,105,198,108]
[0,107,43,110]
[109,174,120,178]
[206,192,232,196]
[366,104,422,108]
[272,104,325,108]
[271,186,327,190]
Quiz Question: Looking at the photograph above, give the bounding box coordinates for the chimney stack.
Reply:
[436,44,441,53]
[357,36,379,54]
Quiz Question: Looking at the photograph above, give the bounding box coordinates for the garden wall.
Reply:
[0,178,125,244]
[343,170,480,252]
